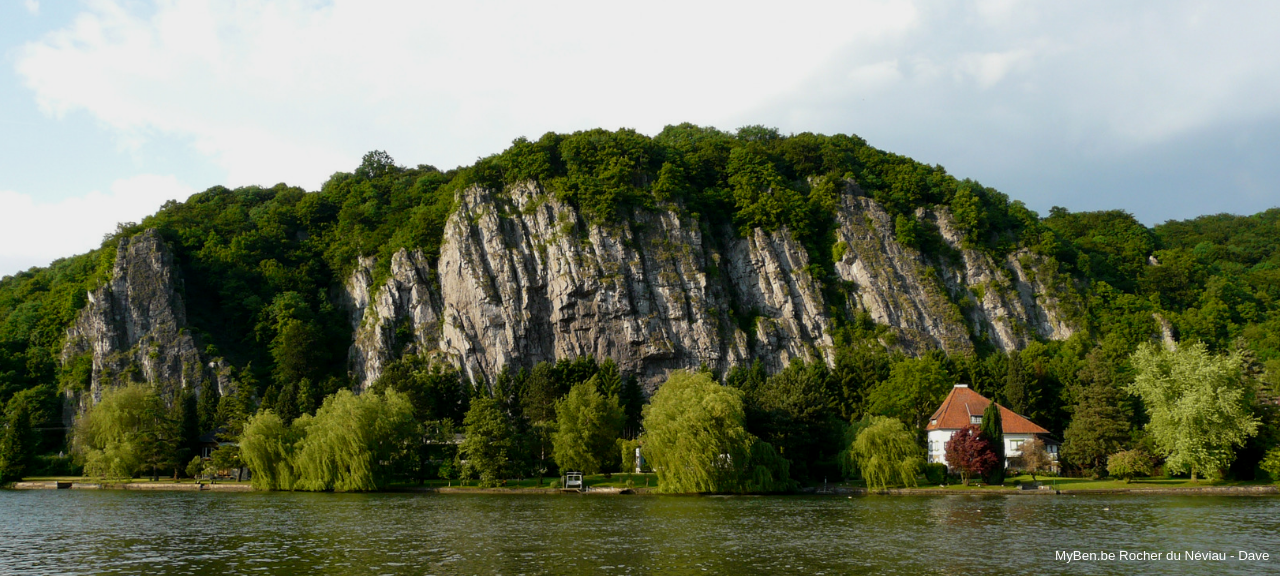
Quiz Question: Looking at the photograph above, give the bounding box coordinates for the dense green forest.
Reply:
[1,125,1278,488]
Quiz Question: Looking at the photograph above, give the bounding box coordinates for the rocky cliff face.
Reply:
[61,230,213,417]
[346,183,831,390]
[345,181,1080,390]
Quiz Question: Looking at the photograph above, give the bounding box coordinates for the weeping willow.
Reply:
[848,416,924,491]
[72,383,160,479]
[239,389,416,491]
[641,370,792,493]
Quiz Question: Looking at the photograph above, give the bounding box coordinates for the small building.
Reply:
[925,384,1059,471]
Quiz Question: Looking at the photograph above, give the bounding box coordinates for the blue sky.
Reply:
[3,0,1278,277]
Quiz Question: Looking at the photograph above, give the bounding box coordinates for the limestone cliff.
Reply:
[61,230,212,417]
[345,181,1080,390]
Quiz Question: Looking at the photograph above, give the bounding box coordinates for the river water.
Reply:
[1,490,1277,575]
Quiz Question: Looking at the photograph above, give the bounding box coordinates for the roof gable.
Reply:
[925,385,1049,435]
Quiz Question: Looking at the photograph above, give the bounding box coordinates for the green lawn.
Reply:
[21,476,251,485]
[390,473,660,490]
[852,473,1276,492]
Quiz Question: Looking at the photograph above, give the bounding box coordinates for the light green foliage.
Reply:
[3,125,1278,481]
[209,444,241,480]
[1107,449,1153,483]
[866,356,954,432]
[185,455,204,479]
[290,389,417,491]
[641,371,791,493]
[1261,448,1280,483]
[618,438,642,473]
[1126,342,1260,479]
[458,396,516,487]
[73,383,176,479]
[552,377,624,475]
[848,416,923,490]
[239,410,305,490]
[643,371,751,493]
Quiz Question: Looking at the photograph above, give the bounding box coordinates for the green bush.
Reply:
[923,462,949,485]
[1107,449,1154,483]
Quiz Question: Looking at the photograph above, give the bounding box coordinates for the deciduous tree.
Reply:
[1127,342,1260,480]
[552,377,624,475]
[848,416,923,490]
[944,425,997,486]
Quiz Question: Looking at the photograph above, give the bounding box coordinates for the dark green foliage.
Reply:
[371,354,469,426]
[458,396,516,486]
[1001,350,1039,421]
[2,125,1279,482]
[980,402,1005,485]
[197,383,221,433]
[1061,355,1133,473]
[740,360,844,482]
[0,385,54,482]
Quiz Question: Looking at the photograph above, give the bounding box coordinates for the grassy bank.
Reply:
[839,474,1278,493]
[388,473,660,491]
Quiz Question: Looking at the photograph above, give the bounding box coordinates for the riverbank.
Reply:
[9,480,252,492]
[7,474,1276,496]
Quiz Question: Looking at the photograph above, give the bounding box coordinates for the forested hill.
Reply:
[1,124,1278,483]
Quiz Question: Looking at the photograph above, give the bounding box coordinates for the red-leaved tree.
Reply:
[945,425,998,485]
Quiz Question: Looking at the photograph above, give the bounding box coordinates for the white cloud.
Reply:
[956,49,1033,90]
[23,0,39,16]
[0,175,196,276]
[15,0,919,190]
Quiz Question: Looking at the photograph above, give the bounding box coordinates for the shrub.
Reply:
[1258,447,1280,483]
[923,462,949,485]
[1107,449,1154,483]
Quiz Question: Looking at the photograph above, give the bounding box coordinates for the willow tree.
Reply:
[291,389,416,491]
[1126,342,1260,480]
[848,416,923,490]
[552,377,624,475]
[641,370,791,493]
[73,383,170,479]
[239,409,306,490]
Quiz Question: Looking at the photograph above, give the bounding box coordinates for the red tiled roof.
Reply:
[925,385,1049,434]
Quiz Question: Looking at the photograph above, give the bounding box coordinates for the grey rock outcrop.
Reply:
[343,251,442,390]
[833,194,973,354]
[345,181,1080,390]
[61,230,208,416]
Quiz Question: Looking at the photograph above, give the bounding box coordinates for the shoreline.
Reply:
[8,480,252,492]
[6,480,1276,496]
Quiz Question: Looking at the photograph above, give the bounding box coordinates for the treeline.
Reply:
[2,125,1279,485]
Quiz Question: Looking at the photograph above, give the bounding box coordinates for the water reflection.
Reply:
[0,490,1276,575]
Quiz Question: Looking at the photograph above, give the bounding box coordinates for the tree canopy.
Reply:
[1126,342,1260,480]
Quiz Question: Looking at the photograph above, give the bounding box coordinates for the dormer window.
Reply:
[970,415,982,425]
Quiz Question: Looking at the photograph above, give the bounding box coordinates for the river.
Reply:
[1,490,1277,575]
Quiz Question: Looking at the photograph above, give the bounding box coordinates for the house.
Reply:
[925,384,1059,471]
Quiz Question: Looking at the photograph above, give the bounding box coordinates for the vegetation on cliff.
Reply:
[0,125,1278,487]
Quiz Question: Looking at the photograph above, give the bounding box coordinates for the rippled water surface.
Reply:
[1,490,1278,575]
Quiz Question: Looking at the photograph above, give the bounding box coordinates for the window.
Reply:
[970,415,982,425]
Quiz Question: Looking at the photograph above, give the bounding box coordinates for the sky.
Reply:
[2,0,1278,277]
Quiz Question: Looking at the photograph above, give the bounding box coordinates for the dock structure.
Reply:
[563,472,584,492]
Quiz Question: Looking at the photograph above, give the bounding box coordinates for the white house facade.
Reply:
[925,384,1059,471]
